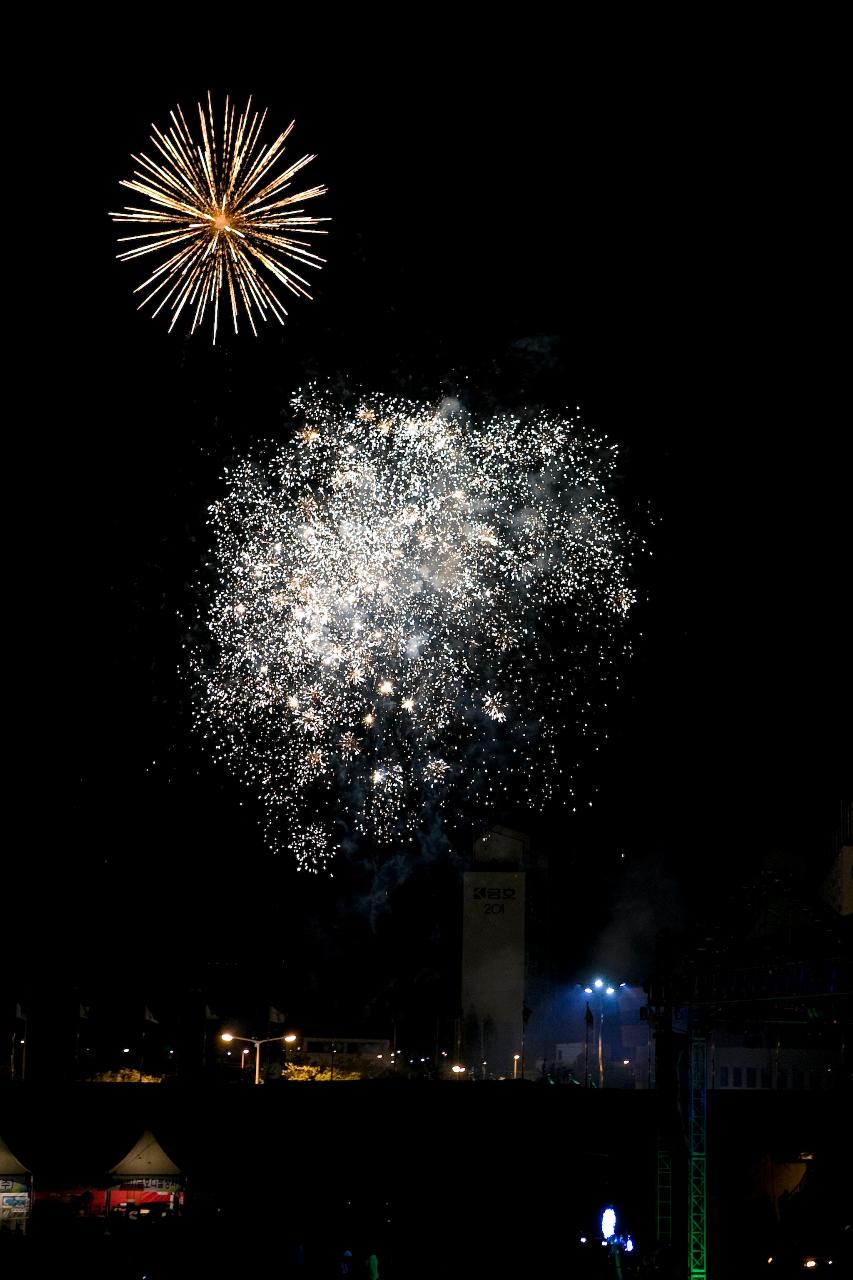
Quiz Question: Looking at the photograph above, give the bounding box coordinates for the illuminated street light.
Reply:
[451,1064,465,1078]
[220,1031,295,1085]
[281,1033,299,1070]
[513,1053,520,1080]
[583,979,624,1088]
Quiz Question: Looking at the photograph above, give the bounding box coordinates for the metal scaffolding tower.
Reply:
[687,1032,707,1279]
[655,1131,673,1248]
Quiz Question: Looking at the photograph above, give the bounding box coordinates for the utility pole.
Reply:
[584,1002,593,1087]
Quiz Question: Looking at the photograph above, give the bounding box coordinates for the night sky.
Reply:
[17,32,850,1037]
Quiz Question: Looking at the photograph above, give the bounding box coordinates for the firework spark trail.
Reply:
[111,95,328,341]
[192,389,635,872]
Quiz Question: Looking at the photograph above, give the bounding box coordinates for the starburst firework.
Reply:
[111,95,328,341]
[192,389,636,870]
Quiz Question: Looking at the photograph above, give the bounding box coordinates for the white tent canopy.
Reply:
[110,1131,181,1178]
[0,1134,29,1176]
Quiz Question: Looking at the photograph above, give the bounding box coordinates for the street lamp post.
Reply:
[584,1004,592,1087]
[221,1032,294,1085]
[583,980,620,1089]
[283,1032,297,1071]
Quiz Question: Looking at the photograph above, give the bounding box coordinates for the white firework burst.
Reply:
[193,388,635,866]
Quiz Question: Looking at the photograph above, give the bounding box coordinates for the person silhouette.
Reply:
[337,1248,354,1276]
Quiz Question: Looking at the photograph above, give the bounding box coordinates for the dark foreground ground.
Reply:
[1,1083,849,1278]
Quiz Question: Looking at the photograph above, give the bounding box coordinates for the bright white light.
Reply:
[606,986,615,995]
[584,987,593,994]
[122,1048,130,1054]
[195,390,635,869]
[624,1059,630,1065]
[221,1033,234,1042]
[580,1237,587,1244]
[601,1207,616,1240]
[594,979,604,990]
[625,1236,634,1253]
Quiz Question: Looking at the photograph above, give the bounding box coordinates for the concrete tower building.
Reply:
[461,827,549,1078]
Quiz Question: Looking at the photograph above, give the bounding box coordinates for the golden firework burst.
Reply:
[110,94,329,341]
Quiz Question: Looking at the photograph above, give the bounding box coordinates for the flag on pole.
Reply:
[79,1003,91,1020]
[585,1002,594,1028]
[204,1005,219,1021]
[15,1003,27,1021]
[144,1007,159,1024]
[268,1006,287,1025]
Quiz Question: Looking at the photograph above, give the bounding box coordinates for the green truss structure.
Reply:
[655,1131,673,1248]
[688,1033,708,1279]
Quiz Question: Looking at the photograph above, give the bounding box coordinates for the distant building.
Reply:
[821,843,852,917]
[552,993,652,1088]
[460,828,551,1077]
[300,1037,391,1072]
[302,1036,390,1058]
[708,1035,839,1091]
